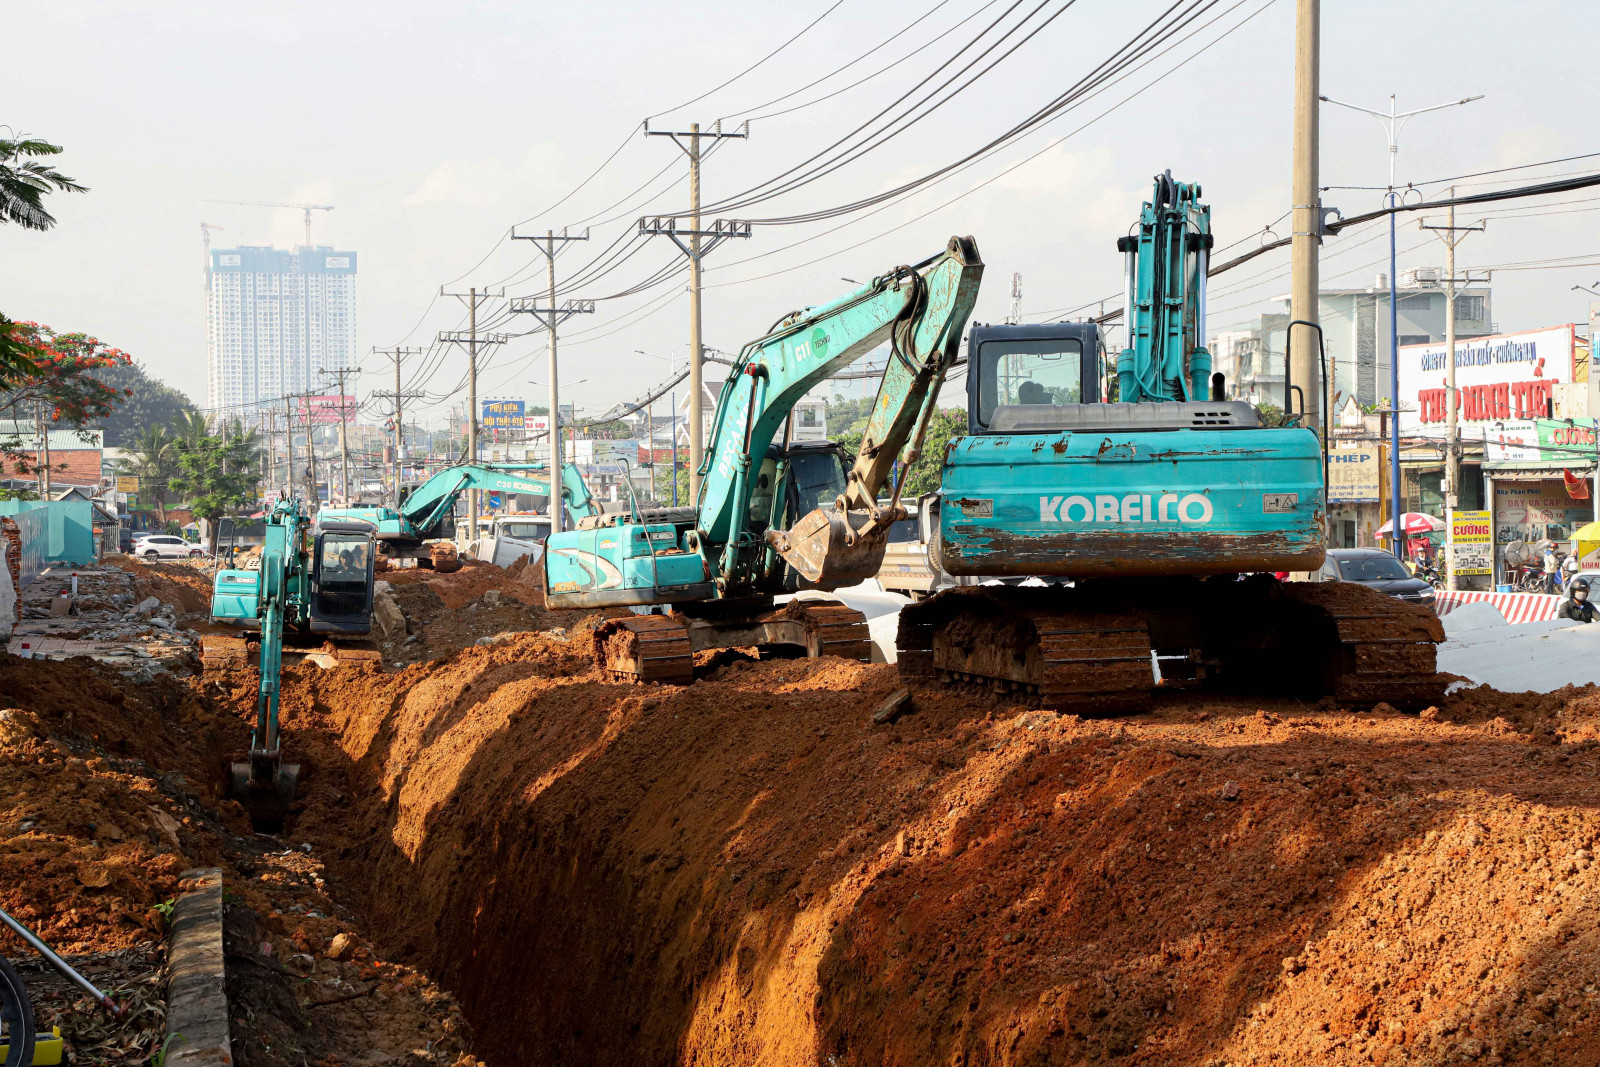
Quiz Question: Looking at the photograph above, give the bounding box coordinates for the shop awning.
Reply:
[1483,461,1599,477]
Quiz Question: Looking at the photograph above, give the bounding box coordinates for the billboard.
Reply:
[1398,325,1577,439]
[1448,509,1492,576]
[298,394,359,425]
[482,399,525,430]
[1326,447,1379,503]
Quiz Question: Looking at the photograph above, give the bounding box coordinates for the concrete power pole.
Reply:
[318,366,361,505]
[440,288,507,536]
[642,120,751,504]
[507,234,594,535]
[1421,190,1487,591]
[370,347,425,508]
[1289,0,1321,435]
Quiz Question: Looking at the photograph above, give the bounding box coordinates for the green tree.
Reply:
[652,459,691,507]
[0,136,87,231]
[116,425,180,522]
[899,408,967,498]
[88,362,195,447]
[0,321,132,485]
[170,417,261,552]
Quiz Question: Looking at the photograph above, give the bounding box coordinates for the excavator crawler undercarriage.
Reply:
[898,578,1444,714]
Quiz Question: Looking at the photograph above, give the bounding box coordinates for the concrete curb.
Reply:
[165,868,232,1066]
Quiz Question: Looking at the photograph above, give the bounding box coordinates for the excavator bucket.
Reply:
[229,756,299,828]
[769,507,890,587]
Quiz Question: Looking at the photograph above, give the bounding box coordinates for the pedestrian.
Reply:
[1563,549,1580,591]
[1558,577,1596,623]
[1543,544,1561,594]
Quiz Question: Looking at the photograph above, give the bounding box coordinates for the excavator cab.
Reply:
[309,521,377,635]
[748,441,853,590]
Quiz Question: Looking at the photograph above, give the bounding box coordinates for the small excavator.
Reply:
[319,461,597,569]
[544,236,984,681]
[896,173,1443,711]
[207,496,379,823]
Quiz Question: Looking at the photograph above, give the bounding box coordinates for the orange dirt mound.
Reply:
[263,633,1600,1067]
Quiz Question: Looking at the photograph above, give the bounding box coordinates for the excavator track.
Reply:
[781,599,873,661]
[899,589,1154,714]
[899,579,1444,712]
[592,615,695,685]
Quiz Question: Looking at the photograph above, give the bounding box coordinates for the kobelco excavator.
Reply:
[896,173,1443,711]
[207,496,380,823]
[319,461,597,569]
[544,236,984,682]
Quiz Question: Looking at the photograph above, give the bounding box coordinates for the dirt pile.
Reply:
[377,557,616,668]
[103,556,215,622]
[267,637,1600,1066]
[0,641,479,1065]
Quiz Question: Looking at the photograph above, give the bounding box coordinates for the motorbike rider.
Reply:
[1559,577,1596,623]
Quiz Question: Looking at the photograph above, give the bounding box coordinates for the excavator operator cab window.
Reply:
[789,450,849,515]
[976,338,1084,428]
[748,459,779,530]
[312,532,374,622]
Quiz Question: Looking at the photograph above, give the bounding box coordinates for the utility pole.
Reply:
[437,290,507,535]
[1320,91,1483,558]
[1421,191,1488,591]
[1289,0,1321,436]
[370,346,425,508]
[507,234,595,535]
[642,119,751,504]
[35,403,51,499]
[318,367,361,505]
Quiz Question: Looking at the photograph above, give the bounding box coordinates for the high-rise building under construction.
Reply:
[206,245,358,416]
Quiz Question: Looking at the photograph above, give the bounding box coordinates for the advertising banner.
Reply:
[1327,447,1380,503]
[1448,509,1492,576]
[1398,325,1576,439]
[482,399,525,430]
[1493,481,1593,545]
[115,475,140,493]
[297,394,359,426]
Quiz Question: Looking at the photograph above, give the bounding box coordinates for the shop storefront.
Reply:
[1483,464,1600,584]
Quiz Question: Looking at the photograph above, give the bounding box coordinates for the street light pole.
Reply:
[1319,91,1483,560]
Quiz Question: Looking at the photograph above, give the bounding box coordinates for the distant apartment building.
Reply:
[207,245,358,417]
[1209,272,1493,409]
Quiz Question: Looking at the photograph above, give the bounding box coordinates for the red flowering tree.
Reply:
[0,316,133,484]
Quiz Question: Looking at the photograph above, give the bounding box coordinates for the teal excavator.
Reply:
[897,173,1443,711]
[320,461,597,567]
[208,496,379,823]
[544,237,984,681]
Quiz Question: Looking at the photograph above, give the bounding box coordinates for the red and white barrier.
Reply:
[1432,590,1562,624]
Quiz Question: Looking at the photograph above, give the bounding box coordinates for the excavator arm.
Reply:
[397,463,556,535]
[696,235,983,589]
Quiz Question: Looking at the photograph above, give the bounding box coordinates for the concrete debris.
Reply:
[132,596,161,615]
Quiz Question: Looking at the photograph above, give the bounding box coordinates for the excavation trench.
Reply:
[258,630,1600,1067]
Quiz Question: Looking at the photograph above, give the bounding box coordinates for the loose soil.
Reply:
[17,555,1600,1066]
[266,634,1600,1066]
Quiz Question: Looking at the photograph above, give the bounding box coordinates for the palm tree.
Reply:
[0,137,87,231]
[174,410,212,448]
[117,425,179,523]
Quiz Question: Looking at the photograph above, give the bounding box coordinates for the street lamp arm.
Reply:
[1394,94,1485,121]
[1319,94,1391,120]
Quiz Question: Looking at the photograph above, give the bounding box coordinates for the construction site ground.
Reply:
[5,556,1600,1065]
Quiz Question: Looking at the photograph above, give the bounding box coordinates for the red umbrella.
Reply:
[1376,512,1445,536]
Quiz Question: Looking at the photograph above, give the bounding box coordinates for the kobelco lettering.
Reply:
[1040,493,1212,524]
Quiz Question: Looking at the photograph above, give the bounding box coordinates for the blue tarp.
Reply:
[0,499,96,568]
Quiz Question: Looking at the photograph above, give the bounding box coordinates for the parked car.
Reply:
[137,535,208,560]
[1315,548,1435,605]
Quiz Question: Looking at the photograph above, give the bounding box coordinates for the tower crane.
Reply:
[202,199,334,248]
[201,222,223,285]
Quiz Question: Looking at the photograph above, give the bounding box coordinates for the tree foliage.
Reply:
[87,361,195,447]
[0,136,87,231]
[170,418,262,551]
[116,425,181,522]
[899,408,967,498]
[0,320,133,479]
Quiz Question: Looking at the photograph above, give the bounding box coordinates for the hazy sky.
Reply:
[5,0,1595,426]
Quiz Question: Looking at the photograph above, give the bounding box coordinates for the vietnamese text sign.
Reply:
[1399,325,1577,439]
[482,399,525,430]
[115,475,140,493]
[1493,480,1593,544]
[1327,448,1379,503]
[1449,509,1492,576]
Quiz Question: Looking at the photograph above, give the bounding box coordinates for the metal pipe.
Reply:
[1195,246,1208,350]
[0,906,121,1016]
[1119,246,1136,401]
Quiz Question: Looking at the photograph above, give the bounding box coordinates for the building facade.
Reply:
[1210,274,1493,410]
[207,246,358,417]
